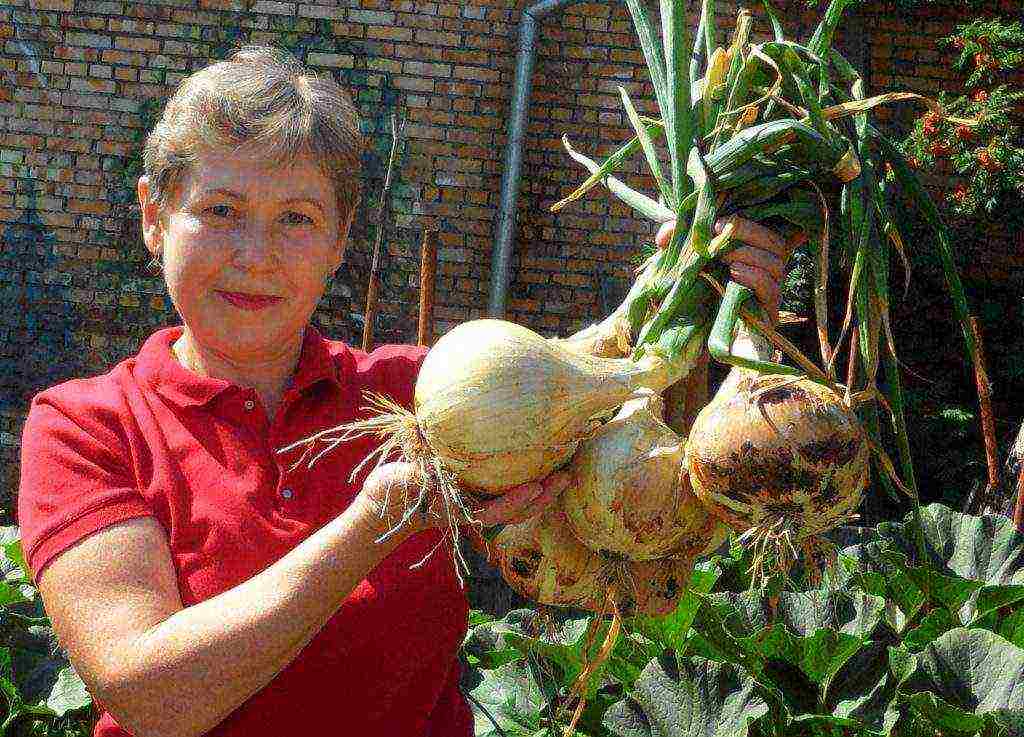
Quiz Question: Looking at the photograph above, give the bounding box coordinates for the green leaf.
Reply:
[1,529,32,588]
[660,0,694,202]
[842,544,924,626]
[902,608,958,653]
[603,655,768,737]
[900,628,1024,735]
[0,582,32,609]
[686,593,765,672]
[807,0,853,58]
[624,0,670,136]
[873,504,1024,621]
[828,639,902,733]
[465,659,546,737]
[630,564,721,654]
[11,648,91,718]
[463,616,525,671]
[619,85,674,209]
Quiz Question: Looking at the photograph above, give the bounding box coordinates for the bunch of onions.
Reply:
[492,392,726,618]
[284,318,700,575]
[686,369,870,586]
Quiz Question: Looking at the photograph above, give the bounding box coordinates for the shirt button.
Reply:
[281,488,294,500]
[244,400,255,411]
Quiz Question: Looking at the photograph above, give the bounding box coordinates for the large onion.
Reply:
[492,508,695,617]
[686,371,870,583]
[492,508,604,611]
[413,320,682,493]
[561,392,726,561]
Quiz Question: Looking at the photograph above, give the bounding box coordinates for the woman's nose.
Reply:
[231,224,279,269]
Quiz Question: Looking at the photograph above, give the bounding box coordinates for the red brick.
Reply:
[452,65,499,83]
[114,35,161,53]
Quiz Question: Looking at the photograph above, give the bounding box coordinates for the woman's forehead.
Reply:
[181,148,334,203]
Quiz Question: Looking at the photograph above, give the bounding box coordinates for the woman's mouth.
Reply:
[216,290,285,311]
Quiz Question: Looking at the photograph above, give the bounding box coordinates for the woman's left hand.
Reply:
[656,216,807,322]
[470,471,571,527]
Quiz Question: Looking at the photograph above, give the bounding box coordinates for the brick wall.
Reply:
[1,0,1020,521]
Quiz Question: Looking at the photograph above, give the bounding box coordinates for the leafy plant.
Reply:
[901,18,1024,218]
[0,528,93,737]
[462,504,1024,736]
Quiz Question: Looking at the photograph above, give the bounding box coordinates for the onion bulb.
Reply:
[492,508,604,611]
[561,392,727,561]
[686,372,870,584]
[492,508,694,617]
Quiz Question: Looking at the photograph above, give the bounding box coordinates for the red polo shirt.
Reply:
[17,326,471,737]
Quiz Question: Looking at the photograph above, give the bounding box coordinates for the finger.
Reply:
[541,470,572,496]
[473,483,544,526]
[787,230,809,251]
[729,262,780,319]
[655,219,677,249]
[721,247,786,282]
[716,216,789,258]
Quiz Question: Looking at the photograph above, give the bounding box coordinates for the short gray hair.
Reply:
[143,45,364,223]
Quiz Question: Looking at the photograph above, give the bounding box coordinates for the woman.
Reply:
[17,46,796,737]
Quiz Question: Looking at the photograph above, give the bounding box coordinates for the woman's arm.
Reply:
[37,461,565,737]
[39,491,397,737]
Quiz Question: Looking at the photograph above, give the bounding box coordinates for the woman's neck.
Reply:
[172,328,303,419]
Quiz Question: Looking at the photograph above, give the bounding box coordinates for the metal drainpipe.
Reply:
[487,0,593,318]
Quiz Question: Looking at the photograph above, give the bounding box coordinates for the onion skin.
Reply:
[492,509,694,617]
[415,319,677,494]
[562,393,727,561]
[686,373,870,543]
[620,556,694,617]
[492,508,605,610]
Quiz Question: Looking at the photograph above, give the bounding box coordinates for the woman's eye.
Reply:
[205,204,236,218]
[282,211,314,226]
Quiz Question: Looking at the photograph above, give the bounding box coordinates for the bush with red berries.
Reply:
[901,18,1024,217]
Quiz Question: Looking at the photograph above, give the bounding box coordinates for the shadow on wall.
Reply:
[0,180,94,522]
[0,180,90,412]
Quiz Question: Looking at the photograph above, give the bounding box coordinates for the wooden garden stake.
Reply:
[362,111,402,352]
[417,223,439,347]
[966,318,1001,515]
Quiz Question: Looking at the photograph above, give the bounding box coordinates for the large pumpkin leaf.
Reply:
[689,590,882,684]
[603,654,768,737]
[490,608,650,695]
[465,659,547,737]
[840,545,925,628]
[10,648,91,717]
[826,639,901,734]
[0,529,36,605]
[901,608,958,653]
[876,505,1024,584]
[873,505,1024,622]
[899,628,1024,735]
[463,613,525,671]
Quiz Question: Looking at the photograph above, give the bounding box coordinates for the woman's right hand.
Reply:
[357,461,570,538]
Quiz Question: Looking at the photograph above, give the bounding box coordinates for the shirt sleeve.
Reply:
[17,392,153,583]
[360,343,429,410]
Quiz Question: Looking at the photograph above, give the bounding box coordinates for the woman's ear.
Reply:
[137,176,162,258]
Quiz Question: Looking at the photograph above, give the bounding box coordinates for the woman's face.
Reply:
[138,148,351,363]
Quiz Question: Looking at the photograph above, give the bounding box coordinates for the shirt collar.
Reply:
[136,325,343,408]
